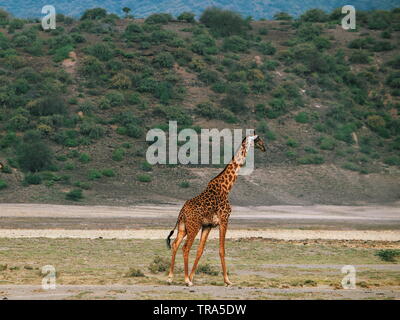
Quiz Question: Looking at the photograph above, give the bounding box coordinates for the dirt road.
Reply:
[0,203,399,231]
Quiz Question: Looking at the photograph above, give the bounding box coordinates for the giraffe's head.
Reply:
[246,133,266,152]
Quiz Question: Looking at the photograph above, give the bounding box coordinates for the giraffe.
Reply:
[166,133,266,286]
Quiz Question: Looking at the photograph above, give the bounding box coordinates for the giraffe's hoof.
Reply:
[224,280,233,287]
[167,277,173,284]
[185,281,193,287]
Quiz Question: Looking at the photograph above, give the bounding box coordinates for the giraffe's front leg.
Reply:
[219,223,232,286]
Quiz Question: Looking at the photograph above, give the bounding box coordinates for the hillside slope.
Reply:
[0,8,399,205]
[2,0,400,19]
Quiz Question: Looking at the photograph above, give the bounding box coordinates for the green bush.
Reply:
[154,52,174,68]
[66,189,83,201]
[258,41,276,55]
[196,263,219,276]
[88,169,102,180]
[140,162,153,172]
[24,173,42,185]
[148,256,169,273]
[112,148,125,161]
[64,162,75,170]
[375,249,400,262]
[79,153,91,163]
[341,162,360,172]
[298,155,324,165]
[384,156,400,166]
[101,168,115,177]
[177,12,195,23]
[295,112,310,123]
[222,36,248,52]
[80,122,104,139]
[154,105,192,126]
[349,51,370,64]
[286,138,299,148]
[125,124,143,138]
[0,179,7,190]
[300,9,329,22]
[319,136,336,150]
[198,70,220,84]
[125,268,145,277]
[85,43,113,61]
[200,7,248,37]
[73,181,92,190]
[79,56,104,78]
[145,13,173,24]
[137,174,151,183]
[17,131,53,172]
[179,181,190,188]
[28,96,67,116]
[81,8,107,20]
[53,45,74,62]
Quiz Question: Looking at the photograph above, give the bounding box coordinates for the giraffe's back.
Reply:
[179,184,231,228]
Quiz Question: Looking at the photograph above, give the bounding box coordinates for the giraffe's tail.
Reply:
[167,207,185,249]
[166,229,175,250]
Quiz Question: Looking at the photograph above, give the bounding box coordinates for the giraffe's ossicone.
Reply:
[166,134,266,286]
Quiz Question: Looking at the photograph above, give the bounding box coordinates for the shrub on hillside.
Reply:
[137,174,151,183]
[23,173,42,185]
[198,70,220,84]
[153,52,174,68]
[318,136,336,150]
[81,8,107,20]
[17,131,53,172]
[145,13,173,24]
[258,41,276,55]
[79,56,104,77]
[222,36,248,53]
[200,7,248,37]
[110,73,131,89]
[0,179,7,190]
[300,9,329,22]
[298,155,325,165]
[273,12,293,21]
[101,168,115,177]
[88,169,102,180]
[112,148,125,161]
[177,12,195,23]
[154,105,192,126]
[66,189,83,201]
[28,96,67,116]
[384,156,400,166]
[85,43,113,61]
[295,112,310,123]
[349,51,370,64]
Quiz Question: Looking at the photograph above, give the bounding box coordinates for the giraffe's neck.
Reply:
[211,137,251,193]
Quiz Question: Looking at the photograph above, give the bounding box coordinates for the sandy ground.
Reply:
[1,284,399,300]
[0,228,399,241]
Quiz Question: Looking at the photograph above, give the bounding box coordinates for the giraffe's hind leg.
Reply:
[189,226,211,283]
[167,222,186,283]
[182,224,201,286]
